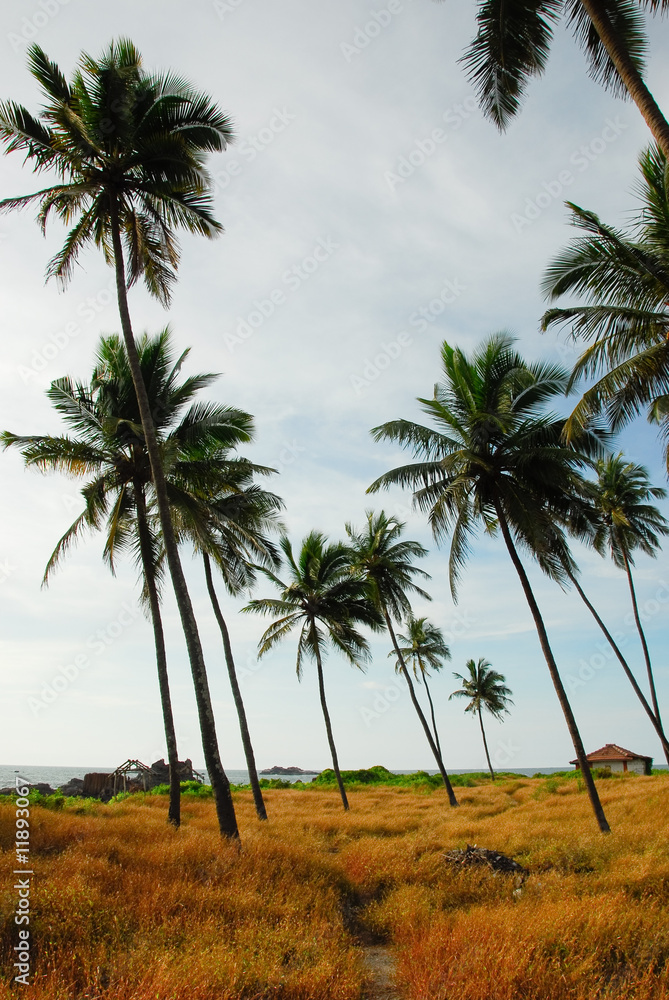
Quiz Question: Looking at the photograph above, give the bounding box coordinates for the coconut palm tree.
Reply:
[460,2,669,156]
[584,454,668,747]
[2,330,252,826]
[243,532,384,811]
[390,615,451,759]
[345,511,459,807]
[542,145,669,469]
[450,658,513,781]
[559,476,669,762]
[169,468,284,822]
[0,41,239,837]
[368,334,612,833]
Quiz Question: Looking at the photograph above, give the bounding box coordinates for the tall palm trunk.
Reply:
[567,568,669,763]
[313,632,349,811]
[421,669,442,759]
[110,197,238,840]
[579,0,669,158]
[621,549,665,741]
[477,709,495,781]
[202,553,267,821]
[134,478,181,826]
[494,500,611,833]
[385,611,459,807]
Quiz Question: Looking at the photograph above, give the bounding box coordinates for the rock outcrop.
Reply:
[58,778,84,797]
[259,765,318,775]
[149,758,196,783]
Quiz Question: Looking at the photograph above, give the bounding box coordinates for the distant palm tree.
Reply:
[585,455,668,749]
[243,532,384,811]
[368,334,612,833]
[346,511,459,807]
[0,40,239,838]
[541,145,669,469]
[450,659,513,781]
[460,2,669,155]
[391,615,451,759]
[3,330,252,826]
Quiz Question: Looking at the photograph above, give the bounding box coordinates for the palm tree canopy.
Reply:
[0,40,233,304]
[584,452,668,567]
[243,532,384,678]
[542,145,669,463]
[345,510,432,624]
[367,334,600,596]
[450,657,514,720]
[1,328,254,587]
[391,614,451,680]
[461,1,657,131]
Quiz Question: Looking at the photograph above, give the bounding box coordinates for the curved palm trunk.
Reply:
[202,553,267,821]
[477,710,495,782]
[622,550,666,746]
[567,568,669,763]
[494,501,610,833]
[134,479,181,826]
[313,634,349,811]
[110,198,238,840]
[579,0,669,158]
[385,611,459,807]
[421,671,442,759]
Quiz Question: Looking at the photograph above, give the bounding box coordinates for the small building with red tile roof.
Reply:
[570,744,653,776]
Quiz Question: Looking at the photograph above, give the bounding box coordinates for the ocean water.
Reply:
[0,765,322,789]
[0,764,584,791]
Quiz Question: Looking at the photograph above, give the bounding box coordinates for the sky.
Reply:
[1,0,668,774]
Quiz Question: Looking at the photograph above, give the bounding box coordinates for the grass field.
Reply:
[1,772,668,998]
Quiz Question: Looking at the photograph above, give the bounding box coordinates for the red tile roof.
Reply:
[569,743,652,765]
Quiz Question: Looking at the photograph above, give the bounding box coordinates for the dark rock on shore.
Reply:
[149,758,197,782]
[0,782,56,796]
[259,765,319,775]
[58,778,84,797]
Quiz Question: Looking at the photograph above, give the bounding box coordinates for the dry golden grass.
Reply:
[0,774,668,998]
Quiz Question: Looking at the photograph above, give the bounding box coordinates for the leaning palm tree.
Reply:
[560,473,669,762]
[542,145,669,469]
[243,532,384,811]
[346,511,459,807]
[585,455,668,751]
[0,42,239,837]
[2,330,253,827]
[450,658,513,781]
[460,2,669,156]
[169,465,284,822]
[391,615,451,759]
[368,334,612,833]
